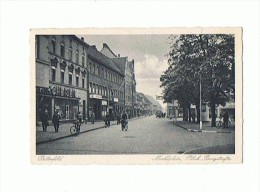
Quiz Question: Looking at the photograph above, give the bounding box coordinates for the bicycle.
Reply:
[216,117,231,129]
[70,120,81,135]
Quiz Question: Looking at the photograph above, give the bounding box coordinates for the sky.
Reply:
[80,35,172,111]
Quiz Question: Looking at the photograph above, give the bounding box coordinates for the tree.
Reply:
[161,34,235,127]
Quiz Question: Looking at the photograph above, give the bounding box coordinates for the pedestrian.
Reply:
[223,111,229,128]
[52,110,60,132]
[116,113,121,125]
[91,112,95,124]
[105,112,110,127]
[41,108,49,132]
[191,111,196,123]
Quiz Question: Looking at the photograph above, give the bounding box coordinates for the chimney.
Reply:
[132,59,135,68]
[118,54,120,57]
[81,37,84,41]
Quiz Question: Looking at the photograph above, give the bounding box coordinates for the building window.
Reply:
[82,54,85,67]
[60,43,65,57]
[89,83,92,93]
[96,66,99,76]
[96,85,98,94]
[51,37,56,54]
[92,65,95,74]
[89,63,92,73]
[69,73,73,85]
[93,84,95,93]
[51,67,56,82]
[76,75,79,87]
[69,47,72,61]
[82,77,85,88]
[104,70,107,79]
[61,70,65,84]
[76,50,79,64]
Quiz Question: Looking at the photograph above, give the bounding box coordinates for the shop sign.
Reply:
[113,97,119,102]
[36,86,76,98]
[90,94,102,100]
[102,100,107,105]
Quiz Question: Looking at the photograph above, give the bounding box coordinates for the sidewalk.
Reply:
[36,116,145,144]
[172,120,235,133]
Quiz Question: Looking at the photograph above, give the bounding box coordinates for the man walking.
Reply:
[91,112,95,124]
[223,111,229,128]
[52,110,60,132]
[40,108,49,132]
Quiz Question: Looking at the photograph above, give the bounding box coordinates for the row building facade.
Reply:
[35,35,136,123]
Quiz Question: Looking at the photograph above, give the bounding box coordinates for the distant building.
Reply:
[87,45,124,120]
[101,43,137,118]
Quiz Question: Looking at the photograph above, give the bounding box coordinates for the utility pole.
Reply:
[200,66,203,130]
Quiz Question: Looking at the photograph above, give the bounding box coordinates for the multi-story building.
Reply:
[100,43,137,118]
[87,45,125,120]
[35,35,89,122]
[36,35,128,123]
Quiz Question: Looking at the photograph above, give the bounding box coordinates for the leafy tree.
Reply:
[161,34,235,127]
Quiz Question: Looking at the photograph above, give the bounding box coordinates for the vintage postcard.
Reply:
[30,27,242,164]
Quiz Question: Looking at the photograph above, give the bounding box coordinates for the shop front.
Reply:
[36,86,80,122]
[88,94,103,120]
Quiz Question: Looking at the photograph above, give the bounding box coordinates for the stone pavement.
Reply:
[36,116,145,144]
[172,120,235,133]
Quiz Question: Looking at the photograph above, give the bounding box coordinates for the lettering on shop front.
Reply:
[36,86,76,98]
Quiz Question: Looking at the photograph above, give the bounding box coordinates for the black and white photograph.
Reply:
[31,28,242,163]
[2,1,260,192]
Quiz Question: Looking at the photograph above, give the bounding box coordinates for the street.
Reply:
[36,116,235,154]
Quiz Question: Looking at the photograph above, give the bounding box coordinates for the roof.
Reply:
[87,47,123,76]
[100,43,118,58]
[111,57,127,74]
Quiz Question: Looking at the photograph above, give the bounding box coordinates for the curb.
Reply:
[36,116,146,145]
[172,121,231,133]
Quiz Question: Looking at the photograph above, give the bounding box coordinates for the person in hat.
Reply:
[52,110,61,132]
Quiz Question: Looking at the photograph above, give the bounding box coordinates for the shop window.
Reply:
[76,76,79,87]
[60,43,65,57]
[82,77,85,88]
[69,47,72,61]
[51,67,56,82]
[61,70,65,84]
[51,37,56,54]
[69,73,73,85]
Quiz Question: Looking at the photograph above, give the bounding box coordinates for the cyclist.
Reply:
[77,111,82,125]
[121,110,128,131]
[74,118,81,132]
